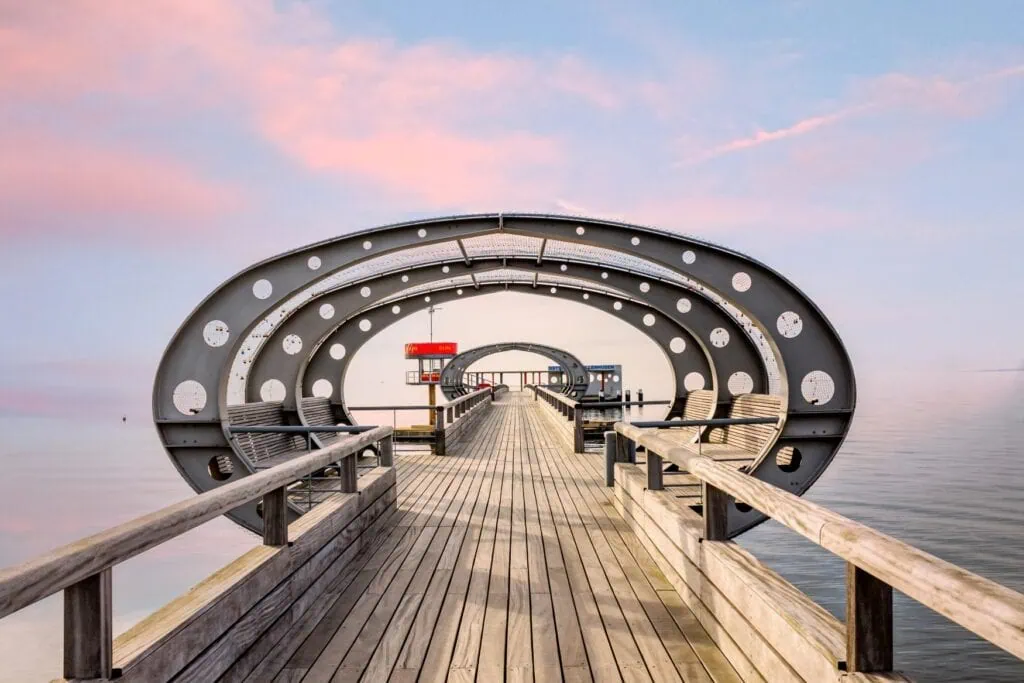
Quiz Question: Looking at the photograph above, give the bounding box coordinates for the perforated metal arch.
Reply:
[438,342,590,400]
[154,213,855,537]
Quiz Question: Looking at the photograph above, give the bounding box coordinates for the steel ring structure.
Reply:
[439,342,589,400]
[154,213,855,536]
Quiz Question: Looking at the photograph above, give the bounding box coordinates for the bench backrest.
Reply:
[300,396,340,444]
[226,402,305,465]
[682,389,715,422]
[722,393,784,453]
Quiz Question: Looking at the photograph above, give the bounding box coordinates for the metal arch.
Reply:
[241,257,763,417]
[154,213,855,539]
[298,282,716,428]
[439,343,589,400]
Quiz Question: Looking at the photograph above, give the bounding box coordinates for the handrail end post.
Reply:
[379,434,394,467]
[63,567,113,681]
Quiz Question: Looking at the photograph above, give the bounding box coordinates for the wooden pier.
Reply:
[2,392,1024,682]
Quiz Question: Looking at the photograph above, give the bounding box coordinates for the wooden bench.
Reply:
[299,396,341,446]
[616,389,716,450]
[681,393,784,469]
[226,402,307,470]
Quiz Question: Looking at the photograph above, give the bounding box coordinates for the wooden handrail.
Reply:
[531,384,578,408]
[612,422,1024,663]
[0,426,392,620]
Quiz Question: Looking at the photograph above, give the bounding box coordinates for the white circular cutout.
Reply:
[576,226,585,235]
[329,343,346,360]
[669,337,686,354]
[676,298,692,314]
[457,288,464,295]
[252,279,272,299]
[282,334,303,355]
[417,228,427,238]
[442,265,450,274]
[203,320,229,347]
[360,286,371,298]
[260,379,286,402]
[732,272,752,292]
[642,313,656,327]
[582,293,590,300]
[684,372,706,391]
[550,287,557,294]
[777,311,803,338]
[362,240,372,250]
[631,236,640,246]
[319,303,335,320]
[392,305,401,314]
[601,272,609,279]
[801,371,835,406]
[173,380,207,415]
[728,371,754,396]
[312,379,333,399]
[682,250,696,265]
[307,255,322,270]
[589,373,595,382]
[359,319,372,332]
[710,328,730,348]
[560,264,568,272]
[401,275,409,283]
[639,282,650,293]
[424,296,431,302]
[613,301,623,311]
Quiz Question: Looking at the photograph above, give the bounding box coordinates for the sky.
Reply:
[1,0,1023,421]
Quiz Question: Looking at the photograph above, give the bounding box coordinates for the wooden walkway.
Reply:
[254,392,740,683]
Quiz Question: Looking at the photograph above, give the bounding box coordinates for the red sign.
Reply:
[420,371,442,382]
[405,342,458,358]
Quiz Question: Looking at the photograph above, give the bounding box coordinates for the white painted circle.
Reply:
[329,343,346,360]
[392,305,401,314]
[639,282,650,293]
[252,279,272,299]
[683,372,706,391]
[613,301,623,311]
[642,313,656,327]
[359,319,372,332]
[710,328,730,348]
[777,311,803,338]
[682,250,696,265]
[173,380,207,415]
[282,334,303,355]
[312,379,333,399]
[442,265,450,274]
[307,255,322,270]
[669,337,686,354]
[732,272,752,292]
[417,228,427,238]
[203,320,229,347]
[631,236,640,246]
[576,226,586,235]
[360,286,371,298]
[260,379,286,402]
[319,303,335,320]
[676,298,692,314]
[362,240,372,250]
[728,371,754,396]
[801,371,835,406]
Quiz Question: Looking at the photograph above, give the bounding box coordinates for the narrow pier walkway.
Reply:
[255,393,739,682]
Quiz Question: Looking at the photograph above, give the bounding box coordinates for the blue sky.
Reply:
[1,0,1022,420]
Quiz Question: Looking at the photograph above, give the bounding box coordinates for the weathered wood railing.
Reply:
[611,423,1024,678]
[0,426,394,681]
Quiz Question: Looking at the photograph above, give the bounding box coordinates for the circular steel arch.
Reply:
[154,213,856,538]
[439,343,590,400]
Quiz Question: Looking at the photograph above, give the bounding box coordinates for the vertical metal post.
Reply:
[638,388,644,407]
[647,451,663,490]
[379,435,394,467]
[846,564,894,673]
[263,487,288,546]
[341,453,357,493]
[573,407,585,453]
[64,568,113,681]
[701,482,729,541]
[604,432,616,486]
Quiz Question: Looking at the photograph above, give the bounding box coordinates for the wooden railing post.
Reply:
[701,482,729,541]
[604,432,617,486]
[573,407,584,453]
[647,451,663,490]
[447,405,455,422]
[846,563,893,673]
[64,568,113,681]
[435,407,446,456]
[379,434,394,467]
[340,453,358,493]
[262,487,288,546]
[614,432,635,464]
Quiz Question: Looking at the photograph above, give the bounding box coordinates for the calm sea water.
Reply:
[0,369,1021,681]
